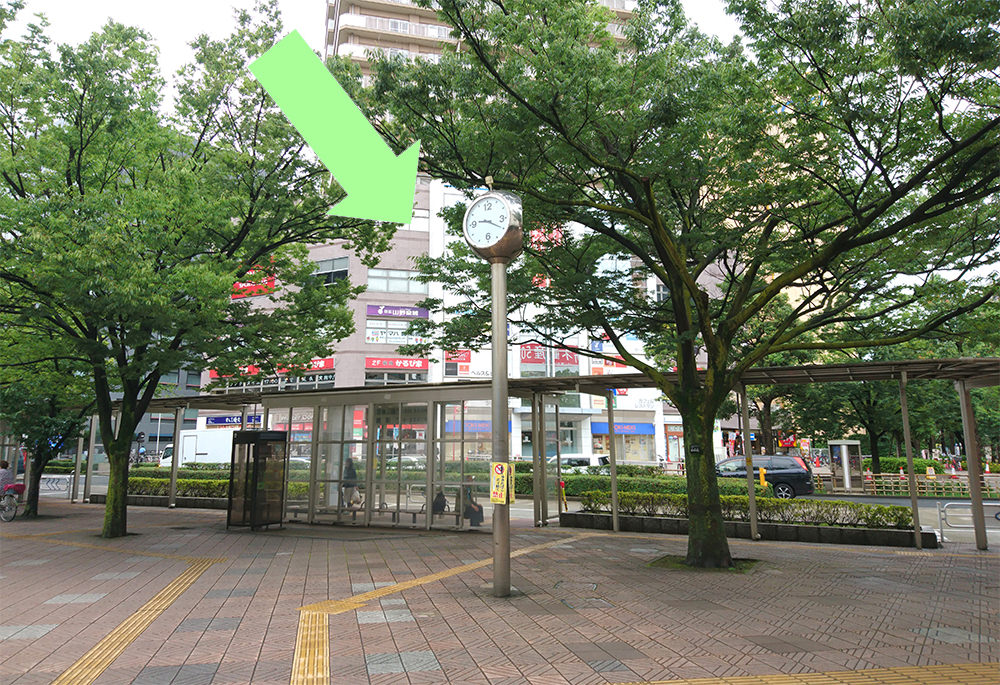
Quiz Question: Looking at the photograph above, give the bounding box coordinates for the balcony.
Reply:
[336,13,456,47]
[337,42,443,65]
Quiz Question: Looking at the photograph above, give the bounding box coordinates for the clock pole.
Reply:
[460,187,523,598]
[490,256,512,597]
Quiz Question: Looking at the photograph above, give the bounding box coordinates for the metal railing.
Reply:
[814,472,1000,499]
[937,501,1000,538]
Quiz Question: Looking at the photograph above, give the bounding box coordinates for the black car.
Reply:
[715,455,814,498]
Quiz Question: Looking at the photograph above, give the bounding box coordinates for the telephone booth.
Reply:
[829,439,863,491]
[227,430,288,530]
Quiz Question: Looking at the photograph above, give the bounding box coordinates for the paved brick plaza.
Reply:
[1,500,997,684]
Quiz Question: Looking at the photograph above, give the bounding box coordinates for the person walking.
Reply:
[342,457,360,506]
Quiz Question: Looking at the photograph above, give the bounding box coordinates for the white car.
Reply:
[548,455,609,473]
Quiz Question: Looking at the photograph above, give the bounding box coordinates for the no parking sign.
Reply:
[490,462,510,503]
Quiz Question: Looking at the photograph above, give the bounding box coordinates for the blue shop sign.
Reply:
[590,421,655,435]
[206,415,262,426]
[444,420,512,433]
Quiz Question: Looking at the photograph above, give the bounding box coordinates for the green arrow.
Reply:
[249,31,419,224]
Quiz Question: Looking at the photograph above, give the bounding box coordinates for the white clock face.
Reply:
[464,195,510,248]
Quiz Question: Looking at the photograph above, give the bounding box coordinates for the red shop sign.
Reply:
[365,357,429,370]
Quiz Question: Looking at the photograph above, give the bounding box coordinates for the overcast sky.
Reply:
[5,0,740,90]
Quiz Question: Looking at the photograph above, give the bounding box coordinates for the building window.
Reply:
[314,257,349,285]
[367,268,427,294]
[364,371,428,386]
[655,282,669,302]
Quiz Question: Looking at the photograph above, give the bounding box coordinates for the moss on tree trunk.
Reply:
[680,402,733,568]
[102,449,129,538]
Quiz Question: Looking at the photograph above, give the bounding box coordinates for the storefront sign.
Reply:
[209,356,334,379]
[590,422,655,435]
[443,420,511,433]
[231,267,276,299]
[519,343,578,366]
[206,415,262,427]
[445,349,472,362]
[366,304,429,318]
[365,357,428,370]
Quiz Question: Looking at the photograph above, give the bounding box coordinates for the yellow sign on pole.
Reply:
[490,462,509,504]
[759,467,767,487]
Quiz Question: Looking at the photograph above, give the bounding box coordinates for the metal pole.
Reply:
[72,433,84,501]
[532,393,542,526]
[553,401,562,516]
[168,407,184,508]
[540,396,549,526]
[84,414,97,502]
[738,384,760,540]
[956,380,988,550]
[607,391,620,533]
[898,372,922,549]
[491,259,511,597]
[155,412,162,458]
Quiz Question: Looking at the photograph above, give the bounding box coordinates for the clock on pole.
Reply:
[462,191,523,262]
[462,185,523,597]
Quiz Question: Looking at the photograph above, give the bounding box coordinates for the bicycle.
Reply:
[1,483,24,522]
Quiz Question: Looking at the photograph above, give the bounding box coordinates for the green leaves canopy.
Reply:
[371,0,999,566]
[0,1,387,535]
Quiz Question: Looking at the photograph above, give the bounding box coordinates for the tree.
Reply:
[0,348,92,518]
[0,2,388,537]
[373,0,1000,566]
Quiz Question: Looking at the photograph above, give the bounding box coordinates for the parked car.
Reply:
[384,455,424,470]
[715,455,814,498]
[547,455,610,473]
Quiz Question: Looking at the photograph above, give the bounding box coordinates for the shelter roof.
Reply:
[133,357,999,412]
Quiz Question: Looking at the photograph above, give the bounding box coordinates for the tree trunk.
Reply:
[681,402,732,568]
[758,399,774,454]
[102,446,129,538]
[22,458,45,518]
[869,429,882,473]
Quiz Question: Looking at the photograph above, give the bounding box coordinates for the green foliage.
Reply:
[130,467,230,480]
[372,0,999,566]
[862,457,940,474]
[551,474,768,498]
[0,1,391,536]
[128,477,229,498]
[579,491,912,529]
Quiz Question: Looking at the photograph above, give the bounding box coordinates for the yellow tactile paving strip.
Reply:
[620,662,999,684]
[52,559,219,685]
[291,611,330,685]
[290,532,599,685]
[4,528,225,684]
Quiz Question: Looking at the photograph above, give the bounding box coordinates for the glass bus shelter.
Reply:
[263,383,503,530]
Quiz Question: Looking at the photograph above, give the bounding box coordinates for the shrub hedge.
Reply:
[128,477,229,497]
[863,457,941,474]
[579,490,912,529]
[130,467,230,480]
[551,474,769,498]
[126,472,770,499]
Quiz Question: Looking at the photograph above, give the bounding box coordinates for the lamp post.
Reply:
[461,186,523,597]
